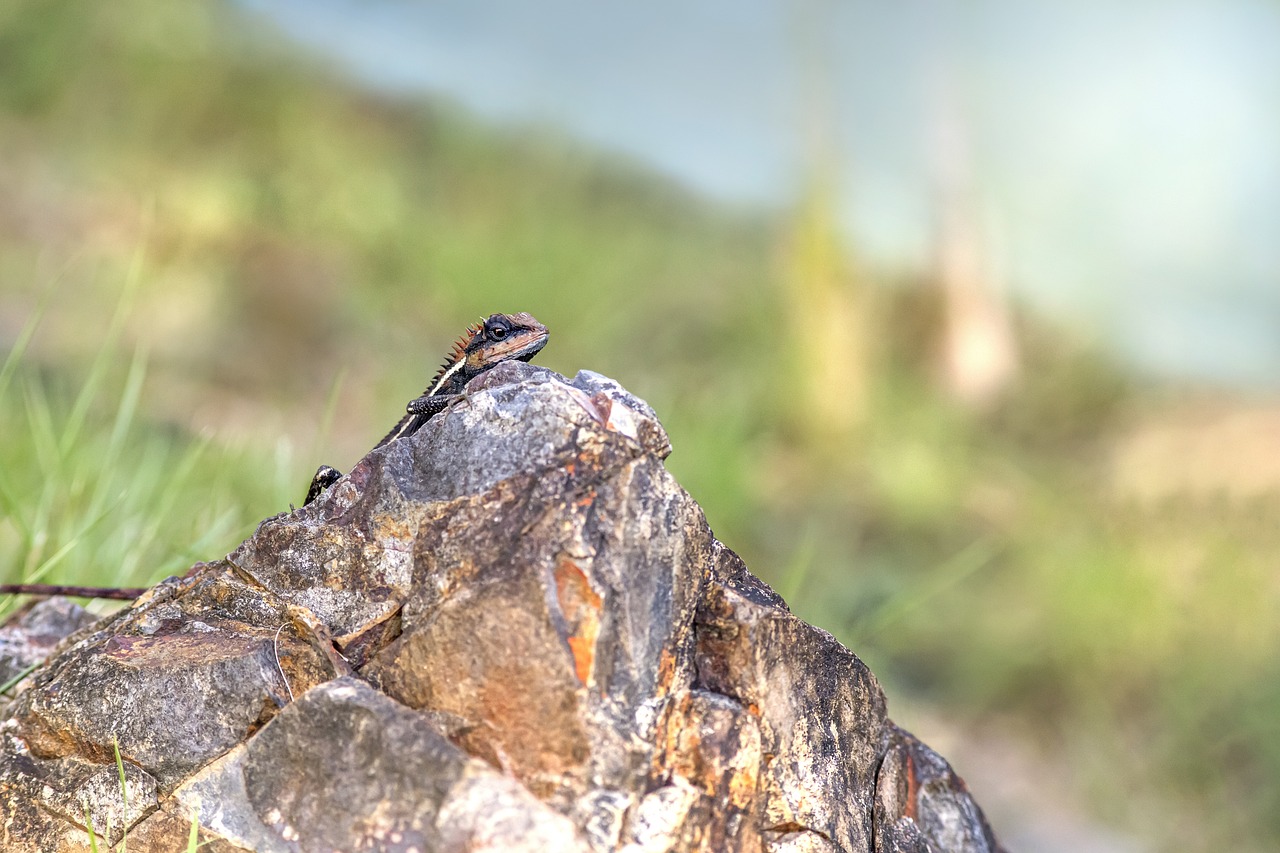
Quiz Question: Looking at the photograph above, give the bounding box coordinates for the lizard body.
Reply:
[0,312,549,601]
[376,311,549,450]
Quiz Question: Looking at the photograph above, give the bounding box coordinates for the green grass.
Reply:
[77,735,202,851]
[0,283,292,617]
[82,801,101,853]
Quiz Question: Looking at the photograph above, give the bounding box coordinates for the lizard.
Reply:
[0,312,550,602]
[303,310,549,504]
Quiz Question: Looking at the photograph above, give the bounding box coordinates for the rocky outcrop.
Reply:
[0,363,1003,852]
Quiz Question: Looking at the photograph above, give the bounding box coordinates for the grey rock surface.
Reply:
[0,597,98,688]
[171,677,586,853]
[0,363,1003,852]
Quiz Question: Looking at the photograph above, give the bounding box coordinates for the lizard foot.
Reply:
[304,465,343,506]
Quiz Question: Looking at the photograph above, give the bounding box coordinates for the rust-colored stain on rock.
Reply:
[656,647,679,694]
[902,747,921,822]
[104,632,265,666]
[554,558,602,685]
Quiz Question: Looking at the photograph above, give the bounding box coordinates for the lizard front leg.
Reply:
[404,393,456,417]
[303,464,343,506]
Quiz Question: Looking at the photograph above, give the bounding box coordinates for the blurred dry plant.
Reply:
[785,179,870,441]
[784,0,871,443]
[928,72,1019,408]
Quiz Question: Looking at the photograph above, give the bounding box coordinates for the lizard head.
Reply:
[463,312,549,369]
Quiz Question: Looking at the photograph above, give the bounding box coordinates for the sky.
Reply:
[239,0,1280,388]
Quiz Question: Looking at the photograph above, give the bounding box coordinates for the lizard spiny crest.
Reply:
[431,320,486,386]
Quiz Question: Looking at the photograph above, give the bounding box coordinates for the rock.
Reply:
[0,728,156,850]
[0,363,1004,852]
[7,569,336,792]
[690,579,887,852]
[170,676,587,853]
[0,597,99,691]
[874,728,1003,853]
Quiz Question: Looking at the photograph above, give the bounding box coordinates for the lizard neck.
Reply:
[423,357,476,397]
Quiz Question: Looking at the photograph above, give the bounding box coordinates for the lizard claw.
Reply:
[447,388,476,413]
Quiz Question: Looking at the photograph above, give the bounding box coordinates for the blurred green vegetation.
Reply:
[1,1,1278,850]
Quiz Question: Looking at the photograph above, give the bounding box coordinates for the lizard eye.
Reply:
[487,324,508,341]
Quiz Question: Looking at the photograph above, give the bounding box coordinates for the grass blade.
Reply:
[83,801,100,853]
[0,662,40,696]
[0,306,44,403]
[852,538,999,645]
[186,806,200,852]
[113,735,129,853]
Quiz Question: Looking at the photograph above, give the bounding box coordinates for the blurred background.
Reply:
[1,0,1278,849]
